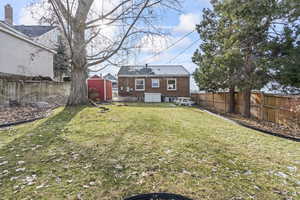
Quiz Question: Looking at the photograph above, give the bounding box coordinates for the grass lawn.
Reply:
[0,104,299,200]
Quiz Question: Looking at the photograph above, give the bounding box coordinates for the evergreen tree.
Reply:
[192,7,243,112]
[54,37,70,82]
[193,0,297,117]
[267,0,300,92]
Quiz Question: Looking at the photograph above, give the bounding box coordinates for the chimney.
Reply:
[4,4,13,25]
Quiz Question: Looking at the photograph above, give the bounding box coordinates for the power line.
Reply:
[141,30,196,64]
[167,38,200,63]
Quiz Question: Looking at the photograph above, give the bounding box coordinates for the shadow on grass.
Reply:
[1,104,294,199]
[0,106,85,154]
[0,105,236,199]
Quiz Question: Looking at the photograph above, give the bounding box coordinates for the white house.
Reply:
[0,21,55,78]
[13,25,62,50]
[0,4,70,80]
[12,25,70,81]
[2,3,61,50]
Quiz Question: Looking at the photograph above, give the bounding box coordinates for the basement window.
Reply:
[135,79,145,91]
[151,79,160,88]
[167,79,176,91]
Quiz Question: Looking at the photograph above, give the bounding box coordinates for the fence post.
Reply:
[261,92,264,120]
[275,96,279,124]
[224,93,226,113]
[213,92,215,110]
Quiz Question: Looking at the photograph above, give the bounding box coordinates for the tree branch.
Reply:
[86,0,131,26]
[87,0,153,67]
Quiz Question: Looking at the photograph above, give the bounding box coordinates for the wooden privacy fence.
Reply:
[191,92,300,128]
[0,79,70,105]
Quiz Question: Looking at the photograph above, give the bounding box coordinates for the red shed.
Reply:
[88,75,112,102]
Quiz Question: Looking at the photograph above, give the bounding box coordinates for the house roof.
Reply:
[0,21,31,39]
[104,73,117,81]
[0,21,55,54]
[118,65,190,77]
[13,25,56,37]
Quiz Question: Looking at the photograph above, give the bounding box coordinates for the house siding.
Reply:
[118,76,190,97]
[0,30,54,78]
[33,28,60,49]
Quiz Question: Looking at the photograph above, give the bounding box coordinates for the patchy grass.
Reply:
[0,104,299,200]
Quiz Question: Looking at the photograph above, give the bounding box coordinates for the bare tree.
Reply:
[42,0,181,105]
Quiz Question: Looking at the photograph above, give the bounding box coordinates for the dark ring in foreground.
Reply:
[124,193,193,200]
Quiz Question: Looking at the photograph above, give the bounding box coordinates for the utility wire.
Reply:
[167,38,200,63]
[141,30,196,64]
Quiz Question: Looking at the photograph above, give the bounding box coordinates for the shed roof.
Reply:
[118,65,190,77]
[88,75,103,80]
[13,25,56,37]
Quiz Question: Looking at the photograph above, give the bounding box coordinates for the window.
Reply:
[135,79,145,91]
[167,79,176,90]
[151,79,160,88]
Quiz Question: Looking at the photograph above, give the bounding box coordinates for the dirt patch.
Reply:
[0,105,54,126]
[196,106,299,140]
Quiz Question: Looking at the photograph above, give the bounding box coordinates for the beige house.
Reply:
[3,4,61,50]
[13,25,61,50]
[0,4,71,80]
[0,20,55,79]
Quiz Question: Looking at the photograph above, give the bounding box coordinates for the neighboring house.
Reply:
[0,21,55,79]
[2,4,62,50]
[1,4,69,81]
[118,65,190,102]
[13,25,60,50]
[104,73,118,90]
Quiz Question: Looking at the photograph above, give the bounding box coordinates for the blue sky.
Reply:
[0,0,212,90]
[0,0,30,23]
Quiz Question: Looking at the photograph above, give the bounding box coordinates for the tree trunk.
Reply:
[228,86,235,113]
[66,26,89,106]
[67,67,89,106]
[241,51,254,118]
[48,0,95,106]
[242,88,251,118]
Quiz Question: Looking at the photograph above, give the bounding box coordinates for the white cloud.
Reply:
[19,7,40,25]
[18,0,54,25]
[174,13,200,33]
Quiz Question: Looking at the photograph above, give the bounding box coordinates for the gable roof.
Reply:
[13,25,56,37]
[0,21,31,39]
[0,21,55,54]
[118,65,190,77]
[104,73,117,81]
